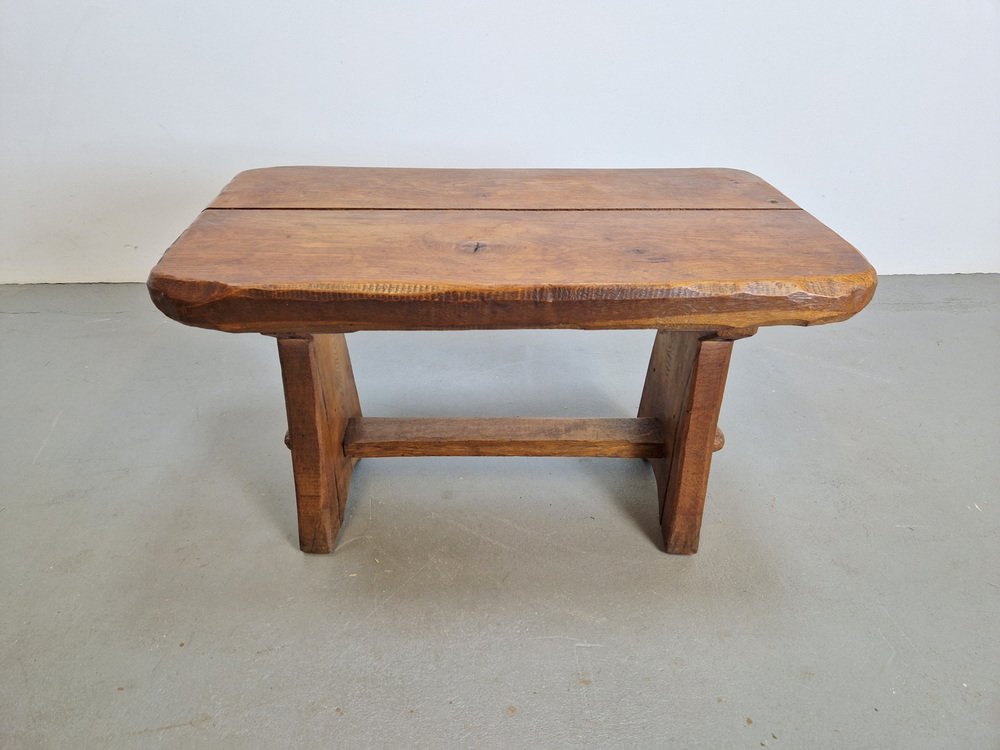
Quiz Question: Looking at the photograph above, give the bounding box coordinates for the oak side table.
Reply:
[148,167,876,554]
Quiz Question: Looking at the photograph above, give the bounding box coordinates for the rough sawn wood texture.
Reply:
[148,167,876,334]
[147,167,876,556]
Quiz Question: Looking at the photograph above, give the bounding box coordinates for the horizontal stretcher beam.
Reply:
[339,417,724,458]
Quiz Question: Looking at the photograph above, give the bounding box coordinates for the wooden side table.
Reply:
[148,167,876,554]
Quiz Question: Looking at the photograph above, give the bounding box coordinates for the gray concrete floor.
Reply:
[1,275,997,748]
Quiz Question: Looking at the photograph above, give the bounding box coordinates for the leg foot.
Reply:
[638,331,736,554]
[277,334,361,553]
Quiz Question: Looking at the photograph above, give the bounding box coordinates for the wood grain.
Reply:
[149,204,875,333]
[209,166,798,210]
[148,167,876,557]
[277,333,361,553]
[638,331,734,554]
[713,427,725,452]
[343,417,666,458]
[638,332,701,500]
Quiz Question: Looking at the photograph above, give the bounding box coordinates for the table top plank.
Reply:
[210,166,798,210]
[149,168,875,333]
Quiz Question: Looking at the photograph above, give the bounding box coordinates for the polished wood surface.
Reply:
[148,167,876,334]
[149,168,876,556]
[344,417,666,458]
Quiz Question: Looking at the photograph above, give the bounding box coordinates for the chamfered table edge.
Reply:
[149,166,876,333]
[148,266,876,334]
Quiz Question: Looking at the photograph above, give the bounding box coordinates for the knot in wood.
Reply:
[460,241,488,254]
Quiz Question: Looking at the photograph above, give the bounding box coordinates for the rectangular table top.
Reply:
[148,167,876,333]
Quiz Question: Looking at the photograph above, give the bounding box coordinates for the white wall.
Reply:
[2,1,998,282]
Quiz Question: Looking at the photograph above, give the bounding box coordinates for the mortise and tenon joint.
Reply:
[148,167,876,556]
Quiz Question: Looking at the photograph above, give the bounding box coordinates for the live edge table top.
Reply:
[148,167,876,334]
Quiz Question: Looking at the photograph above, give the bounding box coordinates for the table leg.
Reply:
[277,334,361,553]
[638,331,735,554]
